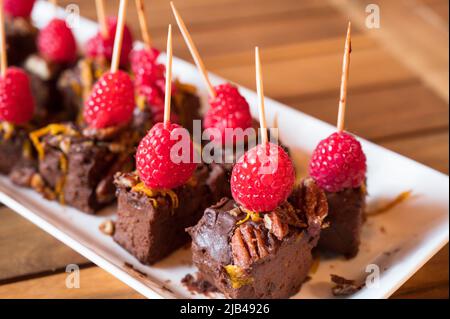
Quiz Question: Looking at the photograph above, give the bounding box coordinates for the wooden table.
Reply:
[0,0,448,299]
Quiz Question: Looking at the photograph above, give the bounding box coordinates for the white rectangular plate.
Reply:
[1,1,448,299]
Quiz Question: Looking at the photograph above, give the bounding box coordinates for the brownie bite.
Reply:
[113,164,227,265]
[317,186,366,258]
[0,123,35,176]
[24,55,77,123]
[188,178,328,299]
[5,16,37,67]
[29,123,137,213]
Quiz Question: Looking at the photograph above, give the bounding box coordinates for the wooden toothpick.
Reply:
[337,22,352,133]
[135,0,153,49]
[110,0,128,73]
[95,0,109,38]
[170,1,216,98]
[255,47,268,145]
[163,25,173,126]
[0,0,7,77]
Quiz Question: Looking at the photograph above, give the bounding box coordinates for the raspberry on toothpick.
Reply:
[230,47,295,212]
[171,2,252,145]
[86,16,133,68]
[136,25,197,189]
[83,0,135,129]
[3,0,36,18]
[0,0,35,124]
[309,22,367,193]
[37,0,77,63]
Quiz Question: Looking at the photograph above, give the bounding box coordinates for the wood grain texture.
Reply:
[328,0,449,102]
[1,0,447,299]
[0,208,89,283]
[0,266,144,299]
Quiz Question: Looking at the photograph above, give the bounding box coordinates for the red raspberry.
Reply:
[309,131,366,193]
[136,122,197,189]
[86,17,133,67]
[138,84,178,123]
[37,18,77,63]
[130,47,161,72]
[0,67,35,125]
[204,83,252,145]
[130,49,165,88]
[83,70,135,128]
[4,0,36,18]
[231,142,295,212]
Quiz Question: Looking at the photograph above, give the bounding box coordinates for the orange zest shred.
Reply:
[236,208,261,225]
[29,124,79,160]
[224,265,253,289]
[136,94,146,112]
[131,182,179,209]
[367,190,413,217]
[1,122,15,140]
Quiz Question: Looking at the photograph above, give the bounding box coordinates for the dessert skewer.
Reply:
[29,0,138,213]
[130,0,201,134]
[170,1,253,146]
[86,0,133,68]
[23,0,78,123]
[309,22,367,258]
[0,0,36,181]
[113,25,222,264]
[58,0,133,121]
[187,47,328,299]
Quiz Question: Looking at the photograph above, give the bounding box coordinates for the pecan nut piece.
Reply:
[263,202,307,240]
[231,223,270,269]
[113,171,139,189]
[297,178,328,225]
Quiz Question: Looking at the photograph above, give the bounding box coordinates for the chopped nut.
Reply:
[82,124,126,141]
[107,142,126,153]
[298,178,328,224]
[228,207,242,217]
[263,213,289,240]
[99,220,115,236]
[30,174,56,200]
[59,138,71,154]
[114,172,139,189]
[231,223,270,268]
[263,202,306,240]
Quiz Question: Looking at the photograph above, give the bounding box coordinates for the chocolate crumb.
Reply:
[124,262,147,278]
[330,274,364,296]
[182,273,218,296]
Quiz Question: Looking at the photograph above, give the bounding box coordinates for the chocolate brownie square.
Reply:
[29,123,137,213]
[113,164,226,265]
[0,124,35,175]
[188,178,328,299]
[317,186,366,258]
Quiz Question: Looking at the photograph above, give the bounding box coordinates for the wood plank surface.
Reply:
[0,0,447,299]
[0,208,89,283]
